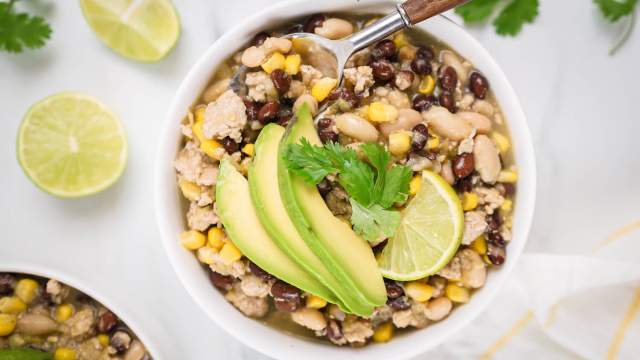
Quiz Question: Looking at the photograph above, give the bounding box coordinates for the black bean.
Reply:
[500,183,516,197]
[372,39,397,60]
[371,60,395,82]
[488,231,506,247]
[0,274,15,296]
[439,66,458,91]
[328,88,359,110]
[286,24,304,34]
[97,311,118,333]
[250,32,269,47]
[221,137,239,153]
[317,118,333,130]
[318,129,339,144]
[258,101,280,124]
[411,57,432,75]
[249,262,275,281]
[277,108,293,127]
[209,271,234,290]
[384,280,404,299]
[439,91,457,113]
[416,46,435,61]
[244,100,262,122]
[326,319,345,344]
[412,94,438,112]
[455,176,473,193]
[317,178,333,196]
[411,124,429,151]
[371,239,388,254]
[270,280,301,301]
[452,153,474,179]
[303,14,326,33]
[487,244,506,265]
[469,72,489,99]
[270,69,291,94]
[387,296,411,310]
[274,297,302,312]
[486,211,502,234]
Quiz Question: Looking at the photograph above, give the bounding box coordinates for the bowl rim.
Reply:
[154,0,537,359]
[0,261,160,359]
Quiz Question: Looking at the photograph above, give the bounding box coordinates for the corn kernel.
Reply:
[219,242,242,265]
[196,246,217,265]
[373,322,394,343]
[97,334,109,347]
[55,304,74,323]
[471,235,487,255]
[356,105,370,120]
[194,106,206,123]
[192,120,205,143]
[498,170,518,183]
[445,284,470,303]
[427,135,440,150]
[0,297,26,315]
[398,46,417,61]
[483,254,493,265]
[207,227,226,250]
[284,54,301,75]
[388,131,412,156]
[178,180,201,202]
[180,230,206,250]
[461,192,478,211]
[0,314,16,336]
[418,75,436,94]
[261,52,286,74]
[404,282,434,302]
[393,31,411,48]
[200,139,224,159]
[492,132,510,153]
[54,347,77,360]
[242,143,255,157]
[501,199,513,212]
[368,102,399,123]
[306,295,327,309]
[15,279,38,304]
[505,216,513,228]
[311,77,338,102]
[409,175,422,196]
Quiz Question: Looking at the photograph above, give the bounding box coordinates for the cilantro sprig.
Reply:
[284,140,412,243]
[0,0,52,53]
[594,0,638,55]
[455,0,539,36]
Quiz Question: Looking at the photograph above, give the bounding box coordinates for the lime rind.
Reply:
[17,92,127,198]
[378,170,463,281]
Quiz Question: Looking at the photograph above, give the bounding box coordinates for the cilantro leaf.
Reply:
[349,199,401,243]
[455,0,501,23]
[359,142,389,203]
[283,138,340,184]
[595,0,638,22]
[379,165,412,208]
[493,0,539,36]
[0,2,52,53]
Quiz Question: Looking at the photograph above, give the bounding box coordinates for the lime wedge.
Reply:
[378,170,464,281]
[17,92,127,198]
[79,0,180,62]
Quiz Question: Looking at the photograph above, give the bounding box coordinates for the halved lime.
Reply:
[378,171,464,281]
[17,92,127,198]
[79,0,180,62]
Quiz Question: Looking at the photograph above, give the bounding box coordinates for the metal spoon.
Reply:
[231,0,467,96]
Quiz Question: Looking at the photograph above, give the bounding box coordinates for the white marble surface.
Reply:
[0,0,638,359]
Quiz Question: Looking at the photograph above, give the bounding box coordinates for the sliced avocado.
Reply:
[216,157,337,303]
[249,123,373,315]
[277,105,387,309]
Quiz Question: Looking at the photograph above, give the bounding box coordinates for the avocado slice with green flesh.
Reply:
[277,105,387,309]
[216,157,338,303]
[250,123,375,315]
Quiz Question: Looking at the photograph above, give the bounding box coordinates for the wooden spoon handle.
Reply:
[401,0,469,25]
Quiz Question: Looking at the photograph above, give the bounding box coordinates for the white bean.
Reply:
[458,111,492,134]
[124,340,147,360]
[16,314,58,335]
[423,106,473,141]
[315,18,354,40]
[291,308,327,331]
[202,78,230,103]
[440,50,468,82]
[335,113,379,142]
[293,94,318,115]
[379,108,422,137]
[440,161,455,185]
[459,93,474,110]
[241,46,266,68]
[472,100,495,117]
[262,37,292,54]
[473,134,502,183]
[425,297,452,321]
[460,248,487,288]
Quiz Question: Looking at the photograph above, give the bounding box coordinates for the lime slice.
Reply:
[378,170,464,281]
[17,92,127,198]
[79,0,180,62]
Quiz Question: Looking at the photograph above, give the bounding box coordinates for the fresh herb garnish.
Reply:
[284,139,412,243]
[455,0,540,36]
[594,0,638,55]
[0,0,52,53]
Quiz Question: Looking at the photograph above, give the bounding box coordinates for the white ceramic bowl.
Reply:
[0,262,160,358]
[155,1,536,359]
